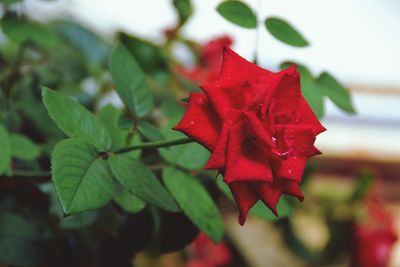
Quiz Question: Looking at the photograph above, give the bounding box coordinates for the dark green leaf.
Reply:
[109,42,153,117]
[0,0,22,4]
[216,178,292,220]
[280,62,324,118]
[163,167,223,242]
[317,72,356,113]
[138,121,165,141]
[216,0,257,29]
[173,0,193,26]
[0,125,11,174]
[108,155,179,212]
[0,213,43,266]
[114,185,146,213]
[60,211,98,229]
[42,87,111,151]
[51,138,115,214]
[265,17,309,47]
[349,170,374,202]
[9,134,40,160]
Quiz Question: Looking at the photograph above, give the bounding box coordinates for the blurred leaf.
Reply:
[138,121,165,141]
[216,0,257,29]
[0,213,44,266]
[317,72,356,113]
[265,17,309,47]
[120,33,169,74]
[0,0,22,4]
[1,15,59,49]
[109,42,153,117]
[117,113,133,131]
[9,133,40,160]
[159,120,209,170]
[108,154,179,212]
[163,167,223,242]
[349,170,374,202]
[53,21,109,67]
[280,62,324,118]
[60,211,98,229]
[216,178,292,220]
[0,125,11,174]
[51,138,115,214]
[114,185,146,213]
[42,87,111,151]
[173,0,193,26]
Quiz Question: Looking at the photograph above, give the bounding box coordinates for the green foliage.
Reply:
[265,17,309,47]
[42,87,111,151]
[108,154,180,212]
[317,72,356,113]
[51,138,115,214]
[109,42,154,117]
[0,213,44,266]
[163,167,223,242]
[9,133,40,160]
[349,170,374,202]
[138,121,165,141]
[216,0,257,29]
[173,0,193,26]
[113,185,146,213]
[159,120,210,170]
[0,125,11,174]
[1,15,59,49]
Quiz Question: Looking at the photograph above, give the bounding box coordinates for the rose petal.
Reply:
[229,182,259,225]
[174,92,221,150]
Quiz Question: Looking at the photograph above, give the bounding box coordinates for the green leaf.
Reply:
[108,155,179,212]
[114,185,146,213]
[0,213,43,266]
[216,0,257,29]
[138,121,165,141]
[0,125,11,174]
[265,17,309,47]
[60,211,98,229]
[51,138,115,214]
[280,62,324,118]
[1,15,59,49]
[173,0,193,26]
[349,170,374,202]
[317,72,356,113]
[0,0,22,4]
[216,178,292,220]
[159,120,210,170]
[9,134,40,161]
[120,33,169,75]
[109,42,153,117]
[42,87,111,151]
[163,167,223,242]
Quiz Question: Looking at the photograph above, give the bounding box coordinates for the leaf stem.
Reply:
[114,137,194,154]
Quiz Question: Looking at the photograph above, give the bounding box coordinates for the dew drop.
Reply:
[196,97,204,106]
[227,120,233,125]
[288,170,292,174]
[190,120,195,125]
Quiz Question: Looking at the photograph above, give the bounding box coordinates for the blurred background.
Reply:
[1,0,400,266]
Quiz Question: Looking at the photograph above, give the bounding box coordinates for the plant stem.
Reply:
[114,137,194,154]
[5,170,51,178]
[253,0,262,64]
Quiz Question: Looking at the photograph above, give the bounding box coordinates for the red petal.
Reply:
[297,96,326,135]
[229,182,259,225]
[174,92,221,150]
[204,124,229,169]
[224,123,273,183]
[271,156,307,182]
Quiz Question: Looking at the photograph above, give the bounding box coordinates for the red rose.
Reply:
[352,198,398,267]
[176,36,233,84]
[174,47,325,224]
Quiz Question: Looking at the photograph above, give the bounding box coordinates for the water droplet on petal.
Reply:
[196,97,205,106]
[271,136,277,143]
[288,169,292,174]
[190,120,195,125]
[227,120,233,125]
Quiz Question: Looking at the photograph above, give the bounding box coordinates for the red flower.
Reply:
[174,47,325,224]
[352,198,398,267]
[176,36,233,84]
